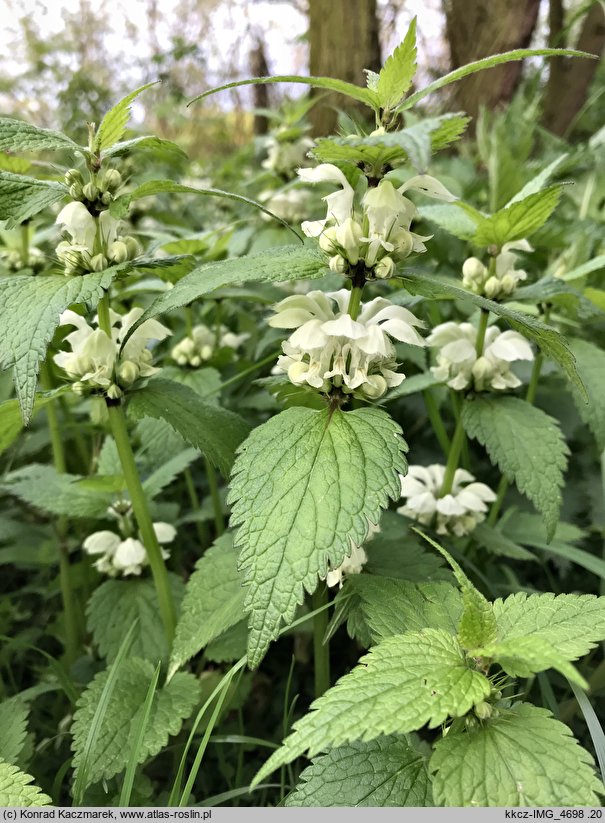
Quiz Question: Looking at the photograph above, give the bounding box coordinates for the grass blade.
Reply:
[569,680,605,785]
[119,661,161,806]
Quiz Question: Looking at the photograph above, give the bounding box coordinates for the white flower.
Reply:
[462,240,531,299]
[298,166,455,275]
[54,307,170,393]
[260,188,312,224]
[398,465,496,537]
[56,203,120,275]
[427,321,533,392]
[262,134,314,176]
[269,289,425,399]
[171,323,248,367]
[82,521,175,577]
[325,521,379,588]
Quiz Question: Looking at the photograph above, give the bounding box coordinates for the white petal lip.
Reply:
[56,202,97,250]
[399,174,457,202]
[83,530,121,556]
[153,522,177,544]
[488,331,534,361]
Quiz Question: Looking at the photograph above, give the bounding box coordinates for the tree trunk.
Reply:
[542,2,605,136]
[250,37,270,136]
[443,0,540,121]
[308,0,381,136]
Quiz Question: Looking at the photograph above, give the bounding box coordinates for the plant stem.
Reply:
[423,389,450,457]
[311,584,330,698]
[20,224,29,268]
[440,415,466,497]
[475,308,490,356]
[96,290,176,643]
[40,362,80,664]
[347,283,364,320]
[204,456,225,536]
[107,401,176,643]
[184,468,208,548]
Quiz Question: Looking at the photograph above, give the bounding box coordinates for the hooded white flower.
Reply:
[462,240,531,299]
[262,134,314,176]
[324,521,379,588]
[427,321,533,392]
[269,289,425,399]
[83,521,175,577]
[298,165,455,275]
[56,203,120,275]
[54,307,171,393]
[398,465,496,537]
[171,323,249,368]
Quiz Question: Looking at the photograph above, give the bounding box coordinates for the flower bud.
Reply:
[109,240,129,263]
[118,360,139,385]
[123,236,141,259]
[500,274,516,295]
[471,356,492,390]
[82,182,99,202]
[329,254,347,273]
[390,227,414,258]
[101,191,112,206]
[462,257,486,284]
[319,227,337,253]
[69,183,84,201]
[102,169,122,192]
[374,256,394,279]
[107,383,123,400]
[72,381,87,395]
[484,276,501,299]
[361,374,387,399]
[65,169,84,187]
[474,701,493,720]
[90,254,108,272]
[335,217,363,265]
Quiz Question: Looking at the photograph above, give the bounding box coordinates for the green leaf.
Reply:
[491,591,605,662]
[473,186,563,247]
[205,620,248,664]
[0,117,79,154]
[0,390,66,456]
[418,204,478,241]
[363,513,451,581]
[252,628,491,786]
[189,76,378,111]
[376,18,417,110]
[0,270,118,423]
[402,271,585,397]
[475,635,587,688]
[127,379,249,478]
[0,699,28,765]
[87,577,184,664]
[472,522,536,561]
[113,179,298,235]
[429,703,603,806]
[286,735,432,807]
[169,533,246,679]
[0,171,67,226]
[120,245,327,347]
[505,153,568,206]
[142,447,199,499]
[94,82,158,153]
[461,396,569,540]
[102,135,187,158]
[1,464,113,519]
[350,576,462,641]
[71,657,200,785]
[228,406,408,668]
[0,760,51,807]
[414,530,497,650]
[402,48,597,110]
[566,339,605,450]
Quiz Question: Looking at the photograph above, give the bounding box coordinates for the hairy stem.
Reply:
[423,389,450,457]
[204,457,225,536]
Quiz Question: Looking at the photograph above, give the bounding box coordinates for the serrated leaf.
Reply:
[0,699,28,765]
[286,735,432,807]
[0,117,79,154]
[102,135,187,158]
[205,620,248,664]
[0,171,67,226]
[506,154,568,206]
[142,447,198,499]
[121,245,327,347]
[419,204,479,240]
[350,576,462,641]
[363,513,450,581]
[402,48,597,110]
[430,703,603,806]
[87,576,184,663]
[190,75,378,110]
[0,760,51,807]
[0,270,118,423]
[71,657,199,785]
[228,406,408,668]
[1,464,113,519]
[414,530,497,650]
[402,271,585,397]
[376,18,417,110]
[169,533,245,678]
[472,523,536,561]
[566,339,605,450]
[252,628,491,785]
[473,186,562,247]
[474,635,587,688]
[94,82,158,153]
[462,396,568,540]
[127,379,249,477]
[492,592,605,662]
